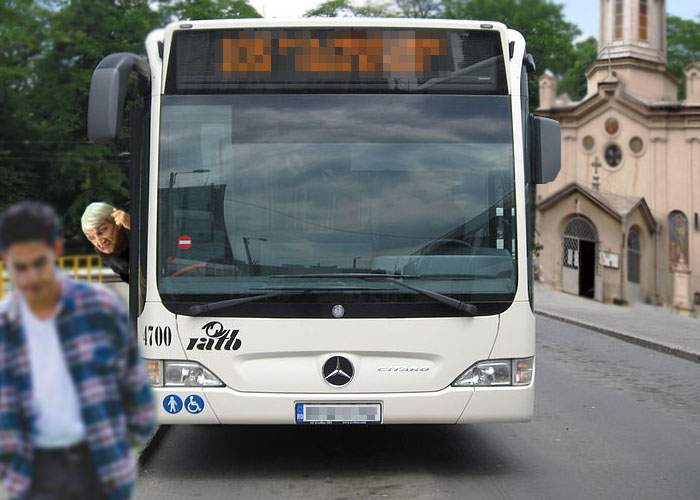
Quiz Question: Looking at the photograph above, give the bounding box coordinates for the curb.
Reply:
[536,310,700,364]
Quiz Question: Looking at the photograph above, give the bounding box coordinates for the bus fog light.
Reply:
[164,361,223,387]
[146,360,162,386]
[513,357,534,386]
[452,360,511,386]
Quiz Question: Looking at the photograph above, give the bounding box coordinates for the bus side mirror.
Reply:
[88,53,150,144]
[531,115,561,184]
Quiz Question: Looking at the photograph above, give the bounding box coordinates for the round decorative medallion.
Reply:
[604,117,619,136]
[582,135,595,152]
[629,136,644,154]
[604,144,623,167]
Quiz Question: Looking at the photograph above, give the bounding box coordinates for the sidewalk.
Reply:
[535,282,700,363]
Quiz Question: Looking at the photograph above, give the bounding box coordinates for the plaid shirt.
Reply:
[0,276,156,499]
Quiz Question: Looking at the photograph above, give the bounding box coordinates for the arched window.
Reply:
[627,225,641,283]
[639,0,648,41]
[615,0,624,40]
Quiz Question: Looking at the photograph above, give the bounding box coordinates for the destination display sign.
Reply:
[166,28,507,94]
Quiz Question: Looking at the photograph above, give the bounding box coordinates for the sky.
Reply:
[248,0,700,39]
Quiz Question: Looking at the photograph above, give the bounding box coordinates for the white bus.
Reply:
[88,18,560,425]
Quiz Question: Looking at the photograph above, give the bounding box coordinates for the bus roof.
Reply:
[164,18,509,34]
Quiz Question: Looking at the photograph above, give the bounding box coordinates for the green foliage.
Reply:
[0,0,50,207]
[304,0,441,17]
[667,15,700,100]
[443,0,580,108]
[395,0,442,17]
[304,0,394,17]
[0,0,260,251]
[557,37,597,102]
[305,0,353,16]
[16,0,161,250]
[160,0,261,21]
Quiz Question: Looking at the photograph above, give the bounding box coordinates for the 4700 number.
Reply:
[144,325,172,347]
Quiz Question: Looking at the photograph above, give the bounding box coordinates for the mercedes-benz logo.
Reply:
[322,356,354,387]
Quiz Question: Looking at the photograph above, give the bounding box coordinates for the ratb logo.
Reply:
[186,321,242,351]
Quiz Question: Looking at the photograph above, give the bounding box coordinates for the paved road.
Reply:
[135,317,700,500]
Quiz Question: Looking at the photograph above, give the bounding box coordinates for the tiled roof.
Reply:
[538,182,657,232]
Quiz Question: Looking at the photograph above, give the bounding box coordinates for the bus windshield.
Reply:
[157,93,517,317]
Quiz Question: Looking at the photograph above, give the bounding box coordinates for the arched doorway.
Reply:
[627,225,642,302]
[562,216,598,298]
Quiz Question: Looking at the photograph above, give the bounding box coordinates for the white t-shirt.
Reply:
[19,297,86,448]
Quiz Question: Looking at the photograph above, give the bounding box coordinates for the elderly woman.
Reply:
[81,202,130,283]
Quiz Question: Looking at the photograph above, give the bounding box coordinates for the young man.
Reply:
[81,202,130,283]
[0,201,155,500]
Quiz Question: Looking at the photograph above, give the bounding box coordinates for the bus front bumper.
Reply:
[153,384,534,424]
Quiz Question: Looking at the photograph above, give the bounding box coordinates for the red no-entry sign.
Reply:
[177,235,192,250]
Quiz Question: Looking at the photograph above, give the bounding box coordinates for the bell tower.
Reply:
[586,0,677,102]
[598,0,666,64]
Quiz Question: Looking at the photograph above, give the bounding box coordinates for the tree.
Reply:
[304,0,394,17]
[557,37,597,102]
[305,0,353,16]
[159,0,261,21]
[395,0,442,18]
[22,0,162,249]
[0,0,51,206]
[0,0,262,250]
[443,0,580,108]
[667,14,700,100]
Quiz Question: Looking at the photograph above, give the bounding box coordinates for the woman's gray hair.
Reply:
[81,202,116,233]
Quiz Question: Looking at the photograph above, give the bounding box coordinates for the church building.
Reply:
[535,0,700,315]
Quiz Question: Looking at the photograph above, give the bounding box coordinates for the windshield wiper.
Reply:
[270,273,477,316]
[188,291,300,316]
[377,278,477,315]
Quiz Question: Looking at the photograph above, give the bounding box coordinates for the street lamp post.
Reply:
[242,237,268,276]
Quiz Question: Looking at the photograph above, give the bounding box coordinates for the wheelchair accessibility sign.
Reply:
[163,394,205,415]
[185,395,205,414]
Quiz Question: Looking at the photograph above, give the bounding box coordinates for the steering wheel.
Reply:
[427,238,473,250]
[170,262,208,277]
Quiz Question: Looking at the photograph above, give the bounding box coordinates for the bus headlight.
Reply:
[163,361,224,387]
[451,357,534,387]
[452,360,511,386]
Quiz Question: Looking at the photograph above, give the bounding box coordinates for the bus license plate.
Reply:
[295,403,381,424]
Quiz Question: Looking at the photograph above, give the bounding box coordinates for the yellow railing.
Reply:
[0,254,106,300]
[58,254,105,283]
